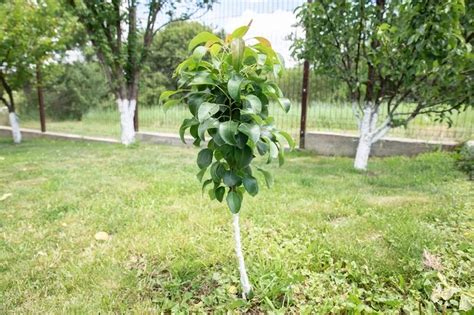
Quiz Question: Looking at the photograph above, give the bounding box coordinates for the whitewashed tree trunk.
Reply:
[354,104,391,171]
[232,213,251,299]
[8,112,21,144]
[354,106,375,170]
[117,98,136,145]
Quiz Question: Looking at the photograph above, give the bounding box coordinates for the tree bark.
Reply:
[232,213,251,299]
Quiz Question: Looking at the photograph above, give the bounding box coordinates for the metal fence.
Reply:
[2,0,473,144]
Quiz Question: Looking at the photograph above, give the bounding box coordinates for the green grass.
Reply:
[0,137,472,313]
[19,101,474,142]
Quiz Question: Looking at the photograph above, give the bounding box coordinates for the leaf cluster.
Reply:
[161,24,295,213]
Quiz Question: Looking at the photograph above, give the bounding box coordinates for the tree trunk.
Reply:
[354,105,392,170]
[117,98,136,145]
[354,105,376,171]
[8,111,22,144]
[354,130,371,171]
[232,213,252,299]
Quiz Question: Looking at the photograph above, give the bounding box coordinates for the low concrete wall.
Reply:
[135,131,193,146]
[0,127,188,146]
[0,126,119,144]
[0,107,8,126]
[305,131,457,157]
[1,126,459,157]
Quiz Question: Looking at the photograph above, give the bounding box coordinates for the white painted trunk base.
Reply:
[9,112,21,144]
[354,106,374,170]
[232,213,252,299]
[117,99,136,145]
[354,105,391,170]
[354,135,371,171]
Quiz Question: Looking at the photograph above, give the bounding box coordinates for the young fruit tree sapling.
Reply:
[161,23,295,299]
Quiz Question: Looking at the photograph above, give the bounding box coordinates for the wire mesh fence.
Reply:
[1,0,472,143]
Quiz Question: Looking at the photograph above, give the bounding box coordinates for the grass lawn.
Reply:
[0,137,472,313]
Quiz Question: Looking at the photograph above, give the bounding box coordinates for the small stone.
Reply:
[94,231,110,241]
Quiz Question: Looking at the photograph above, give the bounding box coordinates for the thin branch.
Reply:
[370,115,391,141]
[0,96,9,107]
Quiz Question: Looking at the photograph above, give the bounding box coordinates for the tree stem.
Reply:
[232,213,251,299]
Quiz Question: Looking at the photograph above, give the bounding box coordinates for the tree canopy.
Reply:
[0,0,74,111]
[161,24,295,214]
[292,0,474,169]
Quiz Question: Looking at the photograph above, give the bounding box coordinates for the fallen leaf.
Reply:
[94,231,110,241]
[423,249,443,271]
[0,193,12,201]
[227,285,237,295]
[460,294,473,312]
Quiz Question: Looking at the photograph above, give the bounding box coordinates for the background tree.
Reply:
[140,21,213,107]
[0,0,74,143]
[68,0,216,145]
[292,0,474,170]
[162,24,295,299]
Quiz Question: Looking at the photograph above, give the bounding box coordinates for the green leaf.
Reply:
[193,46,208,61]
[228,74,244,100]
[263,137,278,162]
[256,141,268,155]
[198,118,219,141]
[196,168,206,182]
[243,176,258,196]
[188,31,221,52]
[279,131,295,150]
[215,186,225,202]
[218,121,238,145]
[159,90,181,104]
[256,167,273,188]
[277,97,291,113]
[243,94,262,113]
[231,25,249,38]
[198,102,220,122]
[268,141,279,162]
[231,38,245,70]
[223,171,242,187]
[163,99,181,111]
[238,123,261,144]
[209,43,222,57]
[235,145,254,169]
[190,73,214,86]
[226,191,242,214]
[210,162,225,182]
[197,148,213,169]
[202,178,213,194]
[179,118,198,143]
[254,36,271,47]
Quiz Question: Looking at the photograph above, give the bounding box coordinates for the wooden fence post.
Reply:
[299,0,312,149]
[36,62,46,133]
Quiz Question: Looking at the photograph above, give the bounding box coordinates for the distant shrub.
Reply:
[455,141,474,180]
